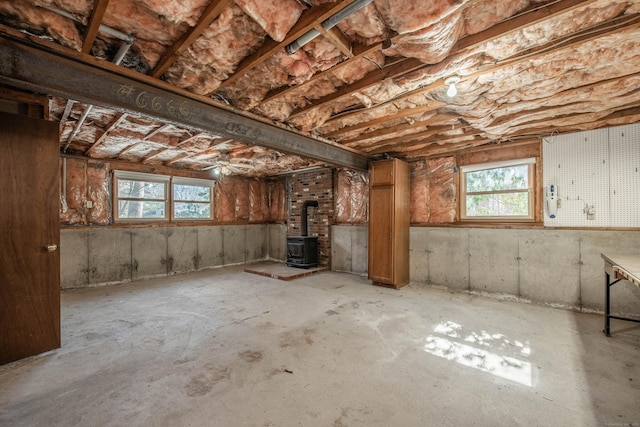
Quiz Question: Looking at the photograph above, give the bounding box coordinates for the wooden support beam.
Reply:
[141,147,171,162]
[151,0,233,78]
[261,40,382,104]
[117,141,141,157]
[373,130,484,155]
[82,0,110,54]
[454,0,598,52]
[322,103,446,138]
[0,37,369,170]
[145,123,172,140]
[164,152,190,166]
[341,114,462,145]
[85,113,128,155]
[216,1,356,90]
[404,136,491,159]
[317,26,352,58]
[349,124,472,151]
[116,124,171,157]
[142,132,209,162]
[326,12,640,133]
[288,57,423,119]
[287,0,608,121]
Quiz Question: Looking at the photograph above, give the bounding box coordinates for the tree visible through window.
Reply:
[173,182,211,219]
[113,172,214,222]
[461,158,535,221]
[115,173,168,220]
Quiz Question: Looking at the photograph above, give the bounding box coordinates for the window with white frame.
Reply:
[114,171,169,221]
[172,177,213,220]
[113,171,215,222]
[460,158,536,221]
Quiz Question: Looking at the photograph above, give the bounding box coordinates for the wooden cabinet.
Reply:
[368,158,410,288]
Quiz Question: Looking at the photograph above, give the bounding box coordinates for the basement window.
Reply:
[172,177,214,220]
[114,171,169,221]
[460,158,536,221]
[113,171,215,222]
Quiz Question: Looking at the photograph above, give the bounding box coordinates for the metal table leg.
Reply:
[604,271,610,336]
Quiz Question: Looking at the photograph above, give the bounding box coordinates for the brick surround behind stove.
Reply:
[287,168,334,268]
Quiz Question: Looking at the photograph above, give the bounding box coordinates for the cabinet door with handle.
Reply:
[368,185,394,282]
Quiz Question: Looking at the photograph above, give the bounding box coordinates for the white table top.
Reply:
[602,253,640,286]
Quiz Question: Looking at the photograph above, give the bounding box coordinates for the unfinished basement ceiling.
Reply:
[1,0,640,176]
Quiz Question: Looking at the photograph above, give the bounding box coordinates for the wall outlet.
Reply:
[85,200,93,208]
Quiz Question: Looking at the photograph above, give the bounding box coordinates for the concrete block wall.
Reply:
[61,224,271,289]
[331,226,640,314]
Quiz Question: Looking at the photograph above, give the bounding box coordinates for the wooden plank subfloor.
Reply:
[244,261,327,281]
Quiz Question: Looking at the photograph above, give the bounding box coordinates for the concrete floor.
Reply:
[1,266,639,426]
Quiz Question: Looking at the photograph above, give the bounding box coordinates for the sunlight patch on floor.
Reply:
[425,321,532,387]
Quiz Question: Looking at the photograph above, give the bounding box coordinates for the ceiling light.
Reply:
[445,76,460,97]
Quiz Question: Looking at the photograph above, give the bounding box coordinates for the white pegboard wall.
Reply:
[543,128,609,227]
[543,123,640,228]
[608,124,640,227]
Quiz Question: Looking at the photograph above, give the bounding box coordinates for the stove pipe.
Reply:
[301,200,318,236]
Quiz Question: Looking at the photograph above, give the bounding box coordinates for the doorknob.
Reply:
[46,244,58,252]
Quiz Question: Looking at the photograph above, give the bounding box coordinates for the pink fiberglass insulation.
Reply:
[332,51,386,84]
[335,169,351,223]
[28,0,91,16]
[234,0,305,42]
[215,178,237,222]
[235,178,250,221]
[103,0,186,46]
[134,0,210,26]
[163,4,266,94]
[335,169,368,224]
[427,157,456,223]
[0,1,83,50]
[410,160,429,223]
[86,161,110,224]
[336,3,387,45]
[255,51,383,122]
[349,169,368,223]
[382,11,464,64]
[268,179,286,222]
[374,0,469,34]
[462,0,529,35]
[260,180,270,221]
[60,157,86,225]
[223,36,345,112]
[248,178,264,222]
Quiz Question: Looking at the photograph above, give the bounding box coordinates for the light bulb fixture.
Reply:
[445,76,460,97]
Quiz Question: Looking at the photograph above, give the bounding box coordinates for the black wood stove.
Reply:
[287,200,319,268]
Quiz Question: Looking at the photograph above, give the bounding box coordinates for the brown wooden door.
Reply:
[0,111,60,364]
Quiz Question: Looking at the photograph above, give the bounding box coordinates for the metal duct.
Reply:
[44,6,135,43]
[285,0,374,55]
[301,200,319,236]
[62,38,133,152]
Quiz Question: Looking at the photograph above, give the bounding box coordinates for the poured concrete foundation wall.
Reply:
[332,226,640,314]
[331,225,368,276]
[61,224,270,289]
[267,223,287,262]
